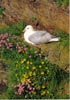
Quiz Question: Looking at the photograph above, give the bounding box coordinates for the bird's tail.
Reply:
[49,37,60,42]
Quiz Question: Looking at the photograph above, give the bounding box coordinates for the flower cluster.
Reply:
[0,33,28,53]
[13,80,35,98]
[0,33,13,50]
[14,55,51,98]
[16,43,28,53]
[0,32,60,99]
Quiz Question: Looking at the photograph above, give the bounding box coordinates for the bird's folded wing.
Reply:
[29,31,51,44]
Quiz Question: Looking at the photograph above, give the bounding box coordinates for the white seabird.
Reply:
[23,25,60,45]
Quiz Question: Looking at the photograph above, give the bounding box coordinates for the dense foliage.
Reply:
[0,22,69,99]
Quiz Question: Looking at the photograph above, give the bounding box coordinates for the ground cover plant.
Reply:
[55,0,69,7]
[0,22,69,99]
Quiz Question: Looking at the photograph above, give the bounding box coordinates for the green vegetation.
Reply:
[0,21,69,99]
[55,0,69,7]
[0,21,26,35]
[55,30,69,46]
[31,16,37,22]
[0,7,5,15]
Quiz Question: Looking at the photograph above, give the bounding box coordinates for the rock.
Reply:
[38,42,69,72]
[0,80,7,94]
[1,0,69,33]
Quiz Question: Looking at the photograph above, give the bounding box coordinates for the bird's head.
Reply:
[23,25,34,33]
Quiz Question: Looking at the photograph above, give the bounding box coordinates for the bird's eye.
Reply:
[27,27,29,29]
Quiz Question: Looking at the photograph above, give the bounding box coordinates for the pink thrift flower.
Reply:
[28,80,31,83]
[27,84,32,89]
[25,90,29,93]
[18,86,24,95]
[23,47,28,51]
[16,84,21,87]
[2,33,8,39]
[16,43,19,48]
[18,48,22,53]
[8,43,13,48]
[29,87,32,90]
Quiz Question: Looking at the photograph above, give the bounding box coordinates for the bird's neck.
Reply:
[25,29,35,35]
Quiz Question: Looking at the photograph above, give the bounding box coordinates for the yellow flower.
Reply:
[24,59,26,61]
[21,60,24,63]
[29,71,33,76]
[21,59,26,63]
[42,85,45,89]
[27,61,30,64]
[26,66,29,69]
[21,78,29,83]
[41,72,44,75]
[32,91,36,94]
[21,78,26,83]
[30,62,33,65]
[21,74,29,83]
[32,66,36,70]
[39,65,42,68]
[41,61,44,64]
[32,83,34,86]
[47,91,49,94]
[33,72,36,76]
[23,74,28,78]
[37,86,41,90]
[41,91,46,95]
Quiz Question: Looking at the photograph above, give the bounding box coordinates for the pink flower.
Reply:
[8,43,13,48]
[16,84,21,87]
[2,33,9,39]
[18,48,23,53]
[7,46,10,49]
[18,86,24,95]
[16,43,19,48]
[5,42,8,47]
[25,90,29,93]
[27,84,32,90]
[14,82,35,96]
[23,47,28,51]
[28,80,31,83]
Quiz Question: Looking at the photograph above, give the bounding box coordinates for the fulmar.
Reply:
[23,25,60,45]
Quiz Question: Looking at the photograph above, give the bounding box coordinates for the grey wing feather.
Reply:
[29,31,52,44]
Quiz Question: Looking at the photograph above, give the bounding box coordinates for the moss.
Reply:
[55,0,69,7]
